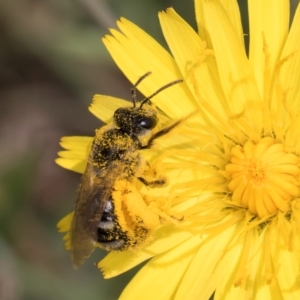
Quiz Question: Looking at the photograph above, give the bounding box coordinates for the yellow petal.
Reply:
[276,235,300,298]
[99,225,193,278]
[195,0,244,49]
[89,95,130,123]
[216,229,275,299]
[102,18,197,118]
[281,4,300,112]
[119,236,201,300]
[56,136,92,173]
[159,8,230,122]
[248,0,289,96]
[202,0,262,121]
[176,223,238,300]
[57,212,73,232]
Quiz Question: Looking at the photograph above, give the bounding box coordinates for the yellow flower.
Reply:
[57,0,300,299]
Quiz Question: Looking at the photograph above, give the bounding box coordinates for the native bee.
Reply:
[71,72,183,269]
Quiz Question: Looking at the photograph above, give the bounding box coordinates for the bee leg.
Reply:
[137,159,167,188]
[138,176,167,188]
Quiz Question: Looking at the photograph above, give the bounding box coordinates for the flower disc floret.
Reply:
[226,137,300,218]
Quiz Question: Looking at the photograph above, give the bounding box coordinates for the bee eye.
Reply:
[137,116,157,129]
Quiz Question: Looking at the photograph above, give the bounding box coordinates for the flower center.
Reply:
[225,137,300,218]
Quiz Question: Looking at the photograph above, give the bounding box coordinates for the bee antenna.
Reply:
[131,72,152,108]
[140,79,183,109]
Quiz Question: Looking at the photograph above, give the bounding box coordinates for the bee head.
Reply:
[113,72,183,140]
[114,102,158,137]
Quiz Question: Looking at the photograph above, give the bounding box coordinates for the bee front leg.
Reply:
[138,176,167,188]
[137,159,167,188]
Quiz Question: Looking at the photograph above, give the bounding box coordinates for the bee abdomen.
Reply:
[97,198,150,251]
[97,199,127,250]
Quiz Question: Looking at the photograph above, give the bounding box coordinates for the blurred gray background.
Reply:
[0,1,297,299]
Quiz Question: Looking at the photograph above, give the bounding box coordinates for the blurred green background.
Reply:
[0,1,297,299]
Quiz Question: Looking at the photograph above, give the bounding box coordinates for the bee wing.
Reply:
[70,161,121,269]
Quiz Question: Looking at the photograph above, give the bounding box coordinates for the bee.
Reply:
[71,72,183,269]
